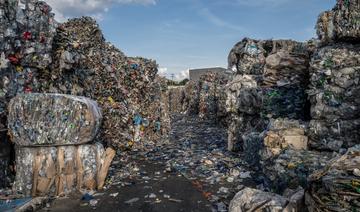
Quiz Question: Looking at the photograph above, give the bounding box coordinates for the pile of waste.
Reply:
[0,0,166,153]
[8,93,115,197]
[40,17,162,149]
[0,0,169,199]
[316,0,360,44]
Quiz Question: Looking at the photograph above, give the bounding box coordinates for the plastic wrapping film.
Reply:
[7,93,102,146]
[13,143,115,197]
[316,0,360,44]
[305,145,360,212]
[308,44,360,150]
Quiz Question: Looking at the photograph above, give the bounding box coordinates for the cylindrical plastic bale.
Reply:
[8,93,102,146]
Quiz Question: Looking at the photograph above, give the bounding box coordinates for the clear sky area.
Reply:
[46,0,336,80]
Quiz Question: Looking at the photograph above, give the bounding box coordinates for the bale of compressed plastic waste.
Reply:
[0,0,57,134]
[184,80,201,115]
[198,72,229,120]
[228,38,268,75]
[262,118,308,159]
[305,145,360,212]
[308,43,360,150]
[316,0,360,44]
[226,38,311,151]
[229,187,305,212]
[263,50,310,87]
[262,149,336,193]
[168,87,185,114]
[13,143,115,197]
[228,38,309,75]
[8,93,102,146]
[242,118,308,172]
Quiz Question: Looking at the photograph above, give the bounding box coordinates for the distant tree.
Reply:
[179,78,189,85]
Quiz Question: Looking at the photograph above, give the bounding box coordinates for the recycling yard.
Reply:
[0,0,360,212]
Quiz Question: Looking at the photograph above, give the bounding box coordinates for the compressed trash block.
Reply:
[316,0,360,44]
[13,143,115,197]
[263,149,335,193]
[168,87,185,114]
[308,44,360,120]
[263,118,308,158]
[242,118,308,168]
[8,93,102,146]
[184,81,201,115]
[305,145,360,212]
[229,187,304,212]
[198,72,229,120]
[263,50,310,87]
[308,43,360,150]
[0,0,57,135]
[228,38,309,75]
[308,119,360,151]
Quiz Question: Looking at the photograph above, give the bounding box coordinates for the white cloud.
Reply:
[199,8,247,32]
[45,0,156,21]
[158,67,168,76]
[174,69,189,81]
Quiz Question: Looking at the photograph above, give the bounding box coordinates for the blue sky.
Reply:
[47,0,336,80]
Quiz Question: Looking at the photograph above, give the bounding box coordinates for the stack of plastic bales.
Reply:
[8,93,115,197]
[0,0,57,134]
[40,17,162,150]
[183,80,201,115]
[226,38,311,151]
[316,0,360,44]
[308,0,360,151]
[168,86,185,114]
[198,72,229,120]
[0,0,57,189]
